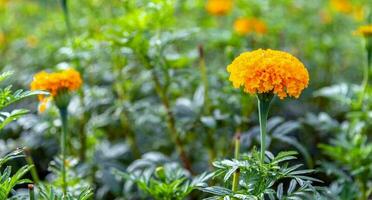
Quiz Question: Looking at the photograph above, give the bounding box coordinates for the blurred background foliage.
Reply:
[0,0,371,199]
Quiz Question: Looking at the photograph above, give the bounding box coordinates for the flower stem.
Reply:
[232,132,240,194]
[257,94,273,163]
[356,36,372,110]
[59,107,68,196]
[24,148,40,184]
[60,0,73,40]
[28,184,34,200]
[198,45,216,166]
[151,70,193,172]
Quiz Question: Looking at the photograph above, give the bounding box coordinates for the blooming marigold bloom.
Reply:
[233,17,267,35]
[354,25,372,37]
[227,49,309,99]
[205,0,233,16]
[30,68,82,111]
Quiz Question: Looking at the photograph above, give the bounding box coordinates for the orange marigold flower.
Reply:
[30,68,82,111]
[354,25,372,37]
[227,49,309,99]
[234,17,267,35]
[205,0,233,16]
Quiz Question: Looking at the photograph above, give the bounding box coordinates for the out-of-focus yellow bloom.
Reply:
[0,32,5,45]
[227,49,309,99]
[205,0,233,16]
[352,6,364,22]
[30,68,83,112]
[0,0,9,8]
[330,0,365,21]
[26,35,39,48]
[354,25,372,37]
[233,17,267,35]
[330,0,353,13]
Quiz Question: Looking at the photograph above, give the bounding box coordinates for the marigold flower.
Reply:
[205,0,233,16]
[233,17,267,35]
[227,49,309,99]
[30,68,82,111]
[354,25,372,37]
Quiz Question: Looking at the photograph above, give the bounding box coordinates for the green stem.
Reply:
[198,45,216,166]
[59,107,68,196]
[119,113,140,158]
[257,94,273,163]
[232,133,241,193]
[24,148,40,184]
[150,70,192,172]
[60,0,73,40]
[356,36,372,110]
[28,184,34,200]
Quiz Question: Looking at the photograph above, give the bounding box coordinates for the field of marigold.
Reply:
[0,0,371,199]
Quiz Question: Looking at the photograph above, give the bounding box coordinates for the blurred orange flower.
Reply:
[330,0,365,21]
[205,0,233,16]
[234,17,267,35]
[227,49,309,99]
[30,68,83,112]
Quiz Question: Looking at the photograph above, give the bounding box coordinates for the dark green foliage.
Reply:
[200,150,327,200]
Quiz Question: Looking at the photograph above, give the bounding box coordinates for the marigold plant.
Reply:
[227,49,309,99]
[30,68,82,111]
[205,0,233,16]
[233,17,267,35]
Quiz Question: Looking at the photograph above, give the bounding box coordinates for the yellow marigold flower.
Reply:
[227,49,309,99]
[30,68,82,111]
[205,0,233,16]
[233,17,267,35]
[354,25,372,37]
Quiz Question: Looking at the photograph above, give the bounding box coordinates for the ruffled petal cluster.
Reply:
[205,0,233,16]
[30,68,82,111]
[227,49,309,99]
[234,17,267,35]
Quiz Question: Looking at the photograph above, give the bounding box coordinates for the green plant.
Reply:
[114,153,212,200]
[0,71,43,199]
[35,183,93,200]
[0,71,44,130]
[319,128,372,200]
[199,149,324,200]
[0,150,33,199]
